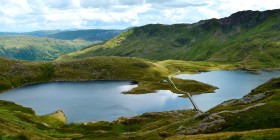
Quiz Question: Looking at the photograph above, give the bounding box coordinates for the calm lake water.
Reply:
[0,81,191,123]
[176,70,280,111]
[0,70,279,123]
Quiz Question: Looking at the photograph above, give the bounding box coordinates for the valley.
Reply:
[0,29,123,61]
[0,8,279,140]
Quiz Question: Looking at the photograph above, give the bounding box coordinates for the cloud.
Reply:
[0,0,280,32]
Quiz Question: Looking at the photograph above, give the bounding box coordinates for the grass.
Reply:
[0,77,279,139]
[0,35,93,61]
[0,56,221,96]
[167,128,280,140]
[0,55,279,139]
[157,60,238,73]
[57,9,280,70]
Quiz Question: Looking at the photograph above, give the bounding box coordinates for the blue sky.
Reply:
[1,0,280,32]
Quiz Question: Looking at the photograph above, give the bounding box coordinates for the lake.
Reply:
[176,70,280,111]
[0,70,279,123]
[0,81,191,123]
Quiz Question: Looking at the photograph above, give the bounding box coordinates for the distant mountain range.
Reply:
[58,9,280,69]
[0,29,124,42]
[47,29,124,41]
[0,30,61,37]
[0,29,124,60]
[0,36,93,61]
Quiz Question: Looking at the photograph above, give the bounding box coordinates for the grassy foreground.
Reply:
[0,76,279,139]
[167,128,280,140]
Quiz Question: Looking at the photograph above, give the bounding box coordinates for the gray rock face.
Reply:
[185,102,266,135]
[240,93,268,104]
[220,92,270,106]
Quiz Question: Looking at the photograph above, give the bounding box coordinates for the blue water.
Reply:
[0,81,191,123]
[176,70,280,111]
[0,70,279,123]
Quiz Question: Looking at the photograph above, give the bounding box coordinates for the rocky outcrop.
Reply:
[220,92,271,106]
[185,102,266,135]
[46,109,67,123]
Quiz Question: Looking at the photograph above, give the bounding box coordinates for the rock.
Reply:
[42,123,49,127]
[122,132,136,135]
[193,112,204,119]
[178,125,185,131]
[159,131,170,137]
[46,109,67,124]
[220,99,238,106]
[116,116,143,124]
[116,116,127,124]
[240,93,268,104]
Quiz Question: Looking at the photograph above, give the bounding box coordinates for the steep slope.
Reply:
[48,29,124,41]
[0,36,93,60]
[59,9,280,69]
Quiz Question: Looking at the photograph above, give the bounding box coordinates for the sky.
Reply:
[1,0,280,32]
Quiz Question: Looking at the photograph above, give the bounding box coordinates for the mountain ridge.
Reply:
[58,9,280,69]
[47,29,124,41]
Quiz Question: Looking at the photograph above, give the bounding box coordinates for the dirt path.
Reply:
[168,72,202,112]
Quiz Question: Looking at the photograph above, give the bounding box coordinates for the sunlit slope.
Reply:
[0,36,92,60]
[58,9,280,69]
[0,56,218,95]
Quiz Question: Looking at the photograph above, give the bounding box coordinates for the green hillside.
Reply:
[0,36,93,60]
[48,29,123,41]
[0,71,279,139]
[0,56,224,95]
[58,9,280,69]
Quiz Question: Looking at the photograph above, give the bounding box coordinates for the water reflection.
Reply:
[176,70,280,111]
[0,81,192,123]
[1,70,278,123]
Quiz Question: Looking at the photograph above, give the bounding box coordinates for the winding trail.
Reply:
[168,71,202,112]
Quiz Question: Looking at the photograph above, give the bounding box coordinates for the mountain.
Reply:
[0,36,92,61]
[0,30,60,37]
[58,9,280,69]
[48,29,124,41]
[23,30,61,37]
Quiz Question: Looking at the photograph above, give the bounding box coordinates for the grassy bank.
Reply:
[0,56,219,95]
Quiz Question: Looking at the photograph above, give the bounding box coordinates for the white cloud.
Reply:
[0,0,279,32]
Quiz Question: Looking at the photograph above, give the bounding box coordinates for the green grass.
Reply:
[0,56,219,95]
[157,60,238,73]
[57,9,280,70]
[167,128,280,140]
[0,77,279,139]
[0,35,93,61]
[0,55,279,139]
